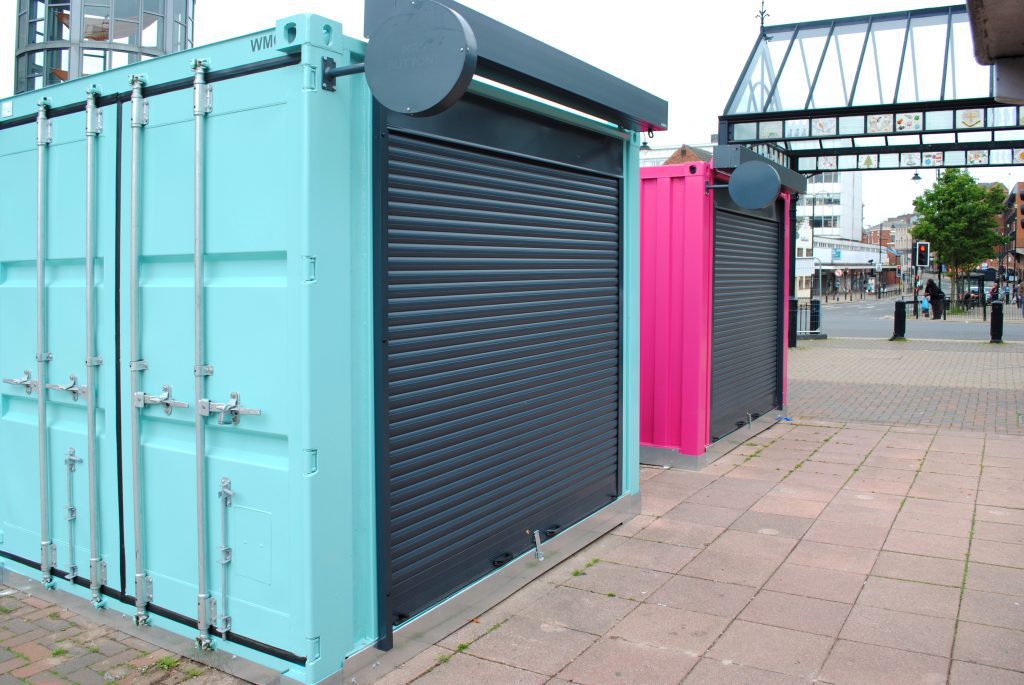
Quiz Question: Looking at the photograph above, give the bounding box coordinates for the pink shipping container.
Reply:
[640,161,792,467]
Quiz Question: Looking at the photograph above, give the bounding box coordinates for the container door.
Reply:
[120,67,302,658]
[0,102,121,593]
[710,194,784,441]
[377,95,624,628]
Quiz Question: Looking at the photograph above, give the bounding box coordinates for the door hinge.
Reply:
[307,636,321,663]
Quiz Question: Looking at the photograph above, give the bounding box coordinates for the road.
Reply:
[815,298,1024,342]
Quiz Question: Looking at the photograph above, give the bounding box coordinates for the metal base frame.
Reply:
[339,492,641,685]
[797,333,829,340]
[640,410,785,470]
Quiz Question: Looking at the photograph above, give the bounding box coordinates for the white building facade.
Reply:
[795,172,864,242]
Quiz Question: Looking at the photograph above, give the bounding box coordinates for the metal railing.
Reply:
[818,286,905,302]
[796,299,824,336]
[942,294,1024,322]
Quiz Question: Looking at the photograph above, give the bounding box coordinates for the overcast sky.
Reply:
[1,0,1019,223]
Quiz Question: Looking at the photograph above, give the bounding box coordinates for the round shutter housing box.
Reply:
[727,160,782,211]
[365,0,478,117]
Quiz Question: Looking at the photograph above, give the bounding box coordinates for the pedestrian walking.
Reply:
[924,278,943,319]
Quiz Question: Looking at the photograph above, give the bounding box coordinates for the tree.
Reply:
[911,169,1006,301]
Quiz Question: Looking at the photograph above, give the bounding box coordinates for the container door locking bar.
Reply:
[199,393,262,425]
[133,385,189,415]
[83,88,105,606]
[46,374,86,401]
[64,448,82,581]
[3,370,38,395]
[217,477,233,633]
[127,73,152,625]
[36,99,55,586]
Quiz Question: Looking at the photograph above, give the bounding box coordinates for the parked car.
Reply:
[962,285,981,307]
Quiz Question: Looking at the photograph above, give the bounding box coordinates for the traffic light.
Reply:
[897,265,902,278]
[915,241,930,268]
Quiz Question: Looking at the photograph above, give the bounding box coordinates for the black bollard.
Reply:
[891,301,907,341]
[991,301,1003,343]
[810,299,821,334]
[788,297,798,348]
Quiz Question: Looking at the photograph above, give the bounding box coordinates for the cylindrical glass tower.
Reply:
[14,0,195,93]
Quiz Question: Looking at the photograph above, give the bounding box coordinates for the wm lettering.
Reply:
[250,33,275,51]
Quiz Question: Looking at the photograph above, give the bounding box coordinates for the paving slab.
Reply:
[606,604,728,654]
[838,605,955,657]
[412,653,546,685]
[871,550,965,586]
[662,502,744,528]
[599,537,700,573]
[855,576,962,619]
[786,540,879,574]
[681,658,810,684]
[802,519,890,549]
[645,576,757,619]
[738,590,851,637]
[558,636,699,685]
[882,528,971,560]
[949,660,1024,685]
[818,640,949,685]
[764,563,867,604]
[706,620,832,679]
[464,615,594,676]
[517,586,637,636]
[958,589,1024,631]
[728,511,815,539]
[953,621,1024,672]
[563,560,671,601]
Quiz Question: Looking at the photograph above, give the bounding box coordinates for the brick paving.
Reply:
[2,338,1023,685]
[0,589,242,685]
[788,338,1024,434]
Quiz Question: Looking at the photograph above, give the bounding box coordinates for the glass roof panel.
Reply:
[943,17,990,100]
[725,6,994,115]
[770,26,831,112]
[808,24,867,109]
[850,18,907,107]
[896,14,947,104]
[726,27,795,115]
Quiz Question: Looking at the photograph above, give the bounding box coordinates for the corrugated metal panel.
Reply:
[710,202,781,441]
[382,130,622,624]
[639,166,713,456]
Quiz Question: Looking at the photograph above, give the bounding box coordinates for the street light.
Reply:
[912,170,922,182]
[806,191,819,297]
[877,224,883,299]
[813,258,823,302]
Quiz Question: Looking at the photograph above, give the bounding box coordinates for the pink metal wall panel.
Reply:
[781,191,791,406]
[639,163,713,456]
[640,163,790,456]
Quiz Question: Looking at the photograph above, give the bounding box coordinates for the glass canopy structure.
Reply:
[719,5,1024,172]
[14,0,195,93]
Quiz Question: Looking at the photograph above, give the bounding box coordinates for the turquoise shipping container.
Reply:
[0,6,661,683]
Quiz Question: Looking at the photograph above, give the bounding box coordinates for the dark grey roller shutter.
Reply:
[710,199,782,441]
[381,130,622,625]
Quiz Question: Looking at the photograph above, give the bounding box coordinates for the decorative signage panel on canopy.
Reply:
[719,5,1024,171]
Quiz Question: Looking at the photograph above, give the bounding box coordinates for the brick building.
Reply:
[1002,182,1024,282]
